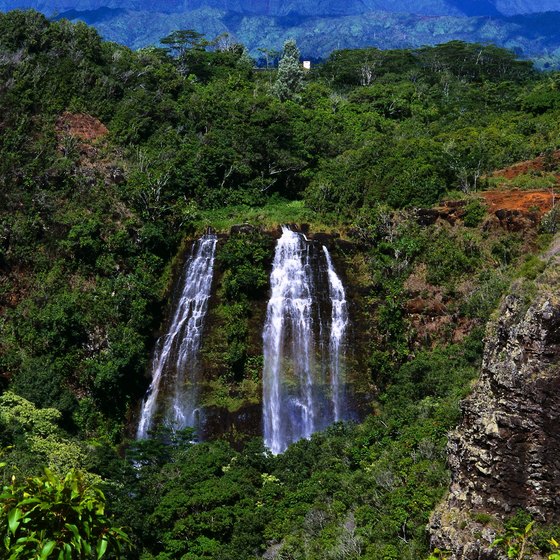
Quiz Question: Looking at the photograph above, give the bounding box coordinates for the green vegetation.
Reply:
[490,511,560,560]
[1,10,560,558]
[200,230,271,408]
[49,5,560,70]
[1,468,131,559]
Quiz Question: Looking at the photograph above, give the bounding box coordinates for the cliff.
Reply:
[429,235,560,559]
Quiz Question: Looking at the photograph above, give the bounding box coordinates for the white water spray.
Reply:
[263,227,349,454]
[137,234,217,439]
[323,245,348,422]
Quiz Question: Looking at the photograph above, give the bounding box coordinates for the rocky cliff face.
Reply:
[430,237,560,559]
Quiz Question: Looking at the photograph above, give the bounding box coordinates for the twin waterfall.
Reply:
[263,227,349,454]
[137,234,217,439]
[137,227,349,453]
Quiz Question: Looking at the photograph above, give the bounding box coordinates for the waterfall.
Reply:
[137,234,217,439]
[263,227,349,454]
[323,246,348,422]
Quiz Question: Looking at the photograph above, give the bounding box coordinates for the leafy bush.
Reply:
[0,468,131,559]
[423,229,479,287]
[463,198,487,227]
[539,205,560,234]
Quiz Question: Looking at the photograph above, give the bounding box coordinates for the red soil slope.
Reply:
[492,150,560,180]
[56,112,108,141]
[480,189,556,218]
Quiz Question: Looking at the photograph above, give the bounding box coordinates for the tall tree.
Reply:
[273,39,304,101]
[161,29,207,75]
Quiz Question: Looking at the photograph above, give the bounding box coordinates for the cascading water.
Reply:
[263,227,349,454]
[136,234,217,439]
[323,246,348,422]
[262,227,315,455]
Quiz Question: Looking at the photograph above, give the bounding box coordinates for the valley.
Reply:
[0,12,559,558]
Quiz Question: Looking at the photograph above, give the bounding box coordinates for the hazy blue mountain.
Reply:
[3,0,560,17]
[494,0,560,15]
[2,0,560,67]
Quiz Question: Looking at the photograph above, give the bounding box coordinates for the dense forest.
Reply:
[1,9,560,559]
[7,0,560,69]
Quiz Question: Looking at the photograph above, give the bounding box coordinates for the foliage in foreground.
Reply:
[0,468,131,559]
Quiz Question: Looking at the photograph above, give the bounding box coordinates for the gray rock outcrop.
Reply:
[430,237,560,559]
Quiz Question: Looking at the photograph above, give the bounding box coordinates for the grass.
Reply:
[193,199,342,234]
[516,255,547,280]
[485,172,558,191]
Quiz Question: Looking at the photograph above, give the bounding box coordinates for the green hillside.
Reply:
[1,11,560,559]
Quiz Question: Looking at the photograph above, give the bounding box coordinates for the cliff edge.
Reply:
[430,235,560,559]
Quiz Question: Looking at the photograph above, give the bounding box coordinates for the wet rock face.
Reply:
[430,249,560,559]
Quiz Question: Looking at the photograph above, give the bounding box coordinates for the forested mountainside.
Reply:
[4,0,560,67]
[1,10,560,559]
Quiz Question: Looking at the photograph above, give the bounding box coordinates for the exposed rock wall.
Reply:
[430,237,560,559]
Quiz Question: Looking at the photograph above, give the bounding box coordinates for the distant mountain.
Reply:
[3,0,560,16]
[494,0,560,15]
[2,0,560,66]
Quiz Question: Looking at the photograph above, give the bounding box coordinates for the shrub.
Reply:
[539,205,560,234]
[0,468,131,559]
[463,198,487,227]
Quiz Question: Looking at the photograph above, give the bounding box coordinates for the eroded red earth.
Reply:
[492,150,560,180]
[480,189,556,218]
[56,111,108,141]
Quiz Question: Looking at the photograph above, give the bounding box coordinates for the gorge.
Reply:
[3,14,560,557]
